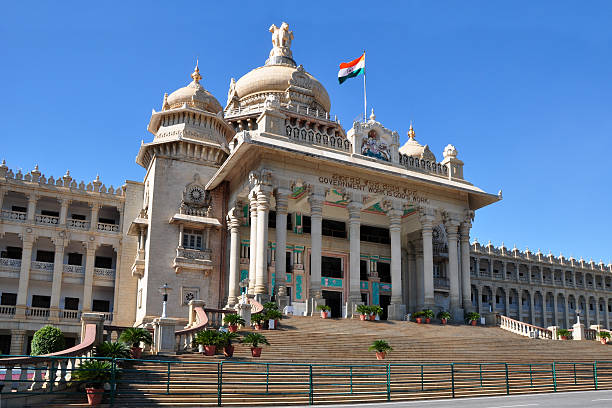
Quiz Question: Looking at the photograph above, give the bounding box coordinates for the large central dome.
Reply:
[225,22,331,115]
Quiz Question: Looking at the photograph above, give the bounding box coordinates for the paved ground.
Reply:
[275,390,612,408]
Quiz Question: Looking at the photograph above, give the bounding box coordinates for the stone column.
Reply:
[89,203,100,232]
[226,208,241,308]
[0,187,5,213]
[460,222,473,312]
[248,193,258,295]
[275,189,290,305]
[445,219,461,318]
[9,329,26,355]
[551,293,557,326]
[82,242,97,312]
[415,244,424,310]
[15,238,34,318]
[50,237,66,321]
[59,199,69,225]
[347,200,363,307]
[26,193,37,221]
[419,209,435,309]
[308,193,324,314]
[505,290,510,317]
[527,264,532,284]
[502,261,507,281]
[408,244,417,312]
[387,209,405,320]
[529,291,535,325]
[254,188,271,299]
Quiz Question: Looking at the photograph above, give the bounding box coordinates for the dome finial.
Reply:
[369,108,376,121]
[191,58,202,83]
[267,22,295,66]
[407,122,415,140]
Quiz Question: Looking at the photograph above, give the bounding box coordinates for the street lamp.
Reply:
[159,283,172,318]
[239,278,249,304]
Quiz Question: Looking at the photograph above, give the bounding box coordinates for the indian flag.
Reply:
[338,53,365,84]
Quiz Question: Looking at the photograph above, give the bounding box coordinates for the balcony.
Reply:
[35,214,59,225]
[97,222,119,233]
[68,219,90,230]
[0,305,16,316]
[434,278,450,290]
[94,267,115,279]
[63,264,84,274]
[0,209,27,222]
[0,257,21,275]
[26,307,50,319]
[61,309,80,320]
[173,247,213,274]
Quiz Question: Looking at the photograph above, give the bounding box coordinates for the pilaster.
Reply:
[445,216,461,319]
[387,208,404,320]
[248,192,258,295]
[226,207,241,308]
[82,241,98,312]
[460,221,473,312]
[254,187,271,299]
[419,208,435,309]
[347,199,363,308]
[307,192,324,313]
[274,188,290,309]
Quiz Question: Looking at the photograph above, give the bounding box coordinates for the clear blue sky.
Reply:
[1,2,610,263]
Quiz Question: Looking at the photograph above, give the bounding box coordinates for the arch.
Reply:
[534,291,545,326]
[471,285,479,311]
[495,287,507,315]
[508,288,519,319]
[481,286,493,312]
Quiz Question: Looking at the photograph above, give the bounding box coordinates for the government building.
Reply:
[1,23,610,355]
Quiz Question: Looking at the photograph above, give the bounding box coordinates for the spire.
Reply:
[191,59,202,83]
[407,122,415,140]
[369,108,376,121]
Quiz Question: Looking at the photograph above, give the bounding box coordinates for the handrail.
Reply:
[249,298,264,314]
[497,314,553,339]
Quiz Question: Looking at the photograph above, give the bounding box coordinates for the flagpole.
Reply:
[363,50,367,122]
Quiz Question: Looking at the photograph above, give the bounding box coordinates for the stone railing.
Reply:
[35,214,59,225]
[26,307,50,319]
[94,267,115,279]
[226,102,338,123]
[31,261,54,271]
[97,222,119,233]
[176,248,212,261]
[399,154,449,177]
[285,124,352,152]
[67,219,90,230]
[584,328,597,340]
[433,278,450,289]
[0,210,27,222]
[175,302,210,352]
[249,298,264,314]
[0,313,104,395]
[63,264,84,274]
[61,309,80,320]
[0,305,16,316]
[497,314,553,339]
[0,257,21,269]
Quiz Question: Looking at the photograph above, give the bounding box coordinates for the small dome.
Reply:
[165,64,223,114]
[398,124,436,161]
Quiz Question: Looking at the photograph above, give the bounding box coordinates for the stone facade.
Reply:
[0,22,609,353]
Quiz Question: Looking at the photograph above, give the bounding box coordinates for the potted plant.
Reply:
[223,313,245,333]
[369,339,393,360]
[118,327,153,359]
[241,332,270,357]
[71,359,117,406]
[437,311,451,325]
[422,309,434,324]
[265,309,283,328]
[94,341,131,360]
[413,311,424,324]
[195,330,220,356]
[252,313,266,330]
[31,325,66,355]
[356,304,370,321]
[218,331,240,357]
[316,304,331,319]
[466,312,480,326]
[557,329,572,340]
[598,331,610,344]
[370,305,383,321]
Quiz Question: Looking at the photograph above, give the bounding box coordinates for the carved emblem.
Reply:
[180,174,212,216]
[361,130,390,161]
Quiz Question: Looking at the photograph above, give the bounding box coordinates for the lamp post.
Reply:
[159,283,172,318]
[239,278,249,304]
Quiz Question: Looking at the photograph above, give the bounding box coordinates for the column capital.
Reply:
[308,193,325,215]
[274,187,290,213]
[347,201,362,219]
[388,209,402,230]
[226,207,242,231]
[256,188,271,210]
[418,207,435,230]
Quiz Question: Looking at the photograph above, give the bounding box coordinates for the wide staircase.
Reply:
[54,316,612,407]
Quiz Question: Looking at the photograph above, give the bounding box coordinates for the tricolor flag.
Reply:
[338,53,365,84]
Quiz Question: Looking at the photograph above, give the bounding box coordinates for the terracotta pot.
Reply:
[228,325,238,333]
[416,317,423,324]
[376,351,386,360]
[370,314,376,321]
[441,318,447,325]
[601,338,608,345]
[425,318,431,324]
[255,323,262,330]
[321,310,328,319]
[223,345,234,357]
[131,346,142,359]
[86,387,104,406]
[561,336,568,340]
[251,347,262,357]
[204,345,216,356]
[470,320,477,326]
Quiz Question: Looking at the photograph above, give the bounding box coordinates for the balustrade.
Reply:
[177,248,212,261]
[433,278,450,289]
[285,124,351,152]
[63,264,84,274]
[35,214,59,225]
[67,219,90,230]
[0,257,21,269]
[97,222,119,232]
[0,305,16,315]
[94,267,115,279]
[0,209,26,222]
[399,154,449,177]
[61,309,80,320]
[31,261,54,271]
[497,314,553,339]
[26,307,50,319]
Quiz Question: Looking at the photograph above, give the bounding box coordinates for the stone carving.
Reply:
[361,130,390,161]
[269,22,294,59]
[264,94,281,109]
[180,174,212,217]
[182,287,200,305]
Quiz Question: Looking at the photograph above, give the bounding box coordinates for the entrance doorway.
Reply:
[379,295,391,320]
[322,290,343,318]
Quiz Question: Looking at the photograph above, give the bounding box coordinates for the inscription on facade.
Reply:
[318,174,429,203]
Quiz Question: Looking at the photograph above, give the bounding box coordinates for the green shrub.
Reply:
[71,360,117,388]
[264,309,283,320]
[195,330,220,346]
[241,332,269,348]
[316,305,331,312]
[218,331,240,348]
[31,325,65,356]
[368,339,393,353]
[356,304,370,315]
[94,341,131,359]
[118,328,153,348]
[599,331,611,340]
[557,329,572,339]
[263,302,278,311]
[252,313,266,324]
[466,312,480,322]
[412,311,424,319]
[370,305,383,316]
[223,313,245,326]
[437,311,452,320]
[422,309,434,319]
